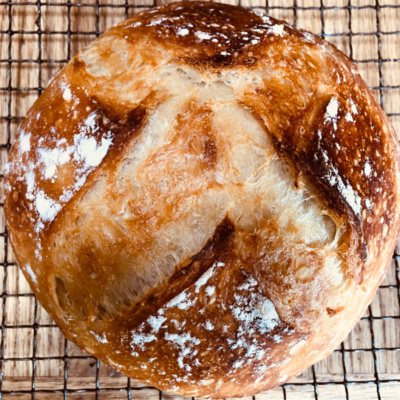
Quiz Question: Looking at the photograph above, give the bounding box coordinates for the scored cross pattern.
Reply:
[0,0,399,399]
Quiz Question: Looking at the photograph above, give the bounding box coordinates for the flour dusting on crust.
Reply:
[128,264,288,382]
[6,86,113,258]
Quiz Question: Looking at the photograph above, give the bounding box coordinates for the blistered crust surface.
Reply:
[4,2,400,398]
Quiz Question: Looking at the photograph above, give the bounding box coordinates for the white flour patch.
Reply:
[177,28,189,36]
[206,286,215,296]
[35,190,61,222]
[195,31,212,41]
[34,112,111,230]
[273,334,282,343]
[325,97,339,130]
[323,152,362,216]
[25,263,37,284]
[165,333,200,371]
[147,17,168,27]
[19,131,31,153]
[73,113,113,171]
[74,135,112,169]
[345,112,354,122]
[195,266,216,292]
[38,145,73,180]
[364,161,372,177]
[90,331,108,343]
[268,24,286,37]
[350,99,358,115]
[205,321,214,330]
[166,291,192,310]
[224,275,285,374]
[148,315,166,332]
[131,333,157,350]
[25,169,36,200]
[337,179,362,215]
[365,198,373,210]
[237,276,258,291]
[231,291,280,334]
[195,261,224,293]
[63,87,72,102]
[84,112,97,130]
[34,248,42,261]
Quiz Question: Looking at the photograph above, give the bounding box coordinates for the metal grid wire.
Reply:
[0,0,399,399]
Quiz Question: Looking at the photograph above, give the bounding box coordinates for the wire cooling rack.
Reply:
[0,0,399,399]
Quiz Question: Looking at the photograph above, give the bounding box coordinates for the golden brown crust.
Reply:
[4,2,400,398]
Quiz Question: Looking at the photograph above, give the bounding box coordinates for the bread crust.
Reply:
[4,2,400,398]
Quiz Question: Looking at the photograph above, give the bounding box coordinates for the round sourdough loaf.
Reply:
[4,1,400,398]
